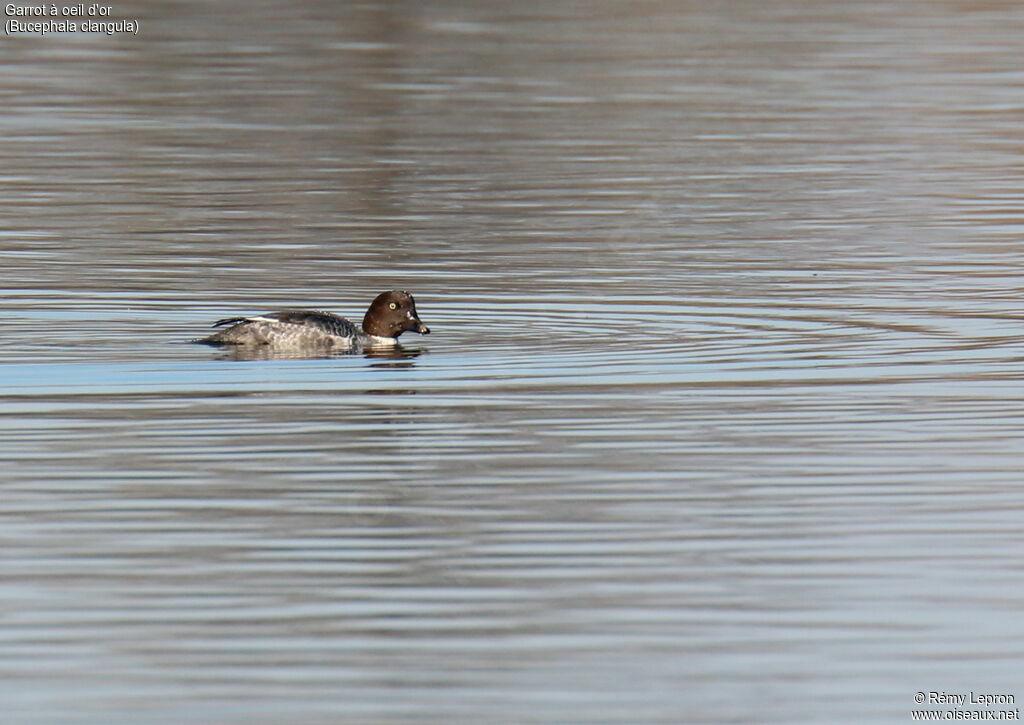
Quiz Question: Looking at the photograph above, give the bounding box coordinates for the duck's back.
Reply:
[199,310,363,347]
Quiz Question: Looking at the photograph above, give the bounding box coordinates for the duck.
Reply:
[195,290,429,349]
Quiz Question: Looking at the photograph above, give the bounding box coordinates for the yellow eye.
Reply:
[388,302,397,310]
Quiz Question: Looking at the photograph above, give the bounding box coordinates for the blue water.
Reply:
[4,1,1024,723]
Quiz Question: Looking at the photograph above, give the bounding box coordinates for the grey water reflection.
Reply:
[3,1,1024,723]
[202,343,427,362]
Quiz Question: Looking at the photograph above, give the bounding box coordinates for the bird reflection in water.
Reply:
[209,344,425,363]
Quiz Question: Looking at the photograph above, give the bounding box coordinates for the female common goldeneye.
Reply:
[196,290,429,349]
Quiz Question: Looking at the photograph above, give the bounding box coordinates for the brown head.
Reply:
[362,290,430,339]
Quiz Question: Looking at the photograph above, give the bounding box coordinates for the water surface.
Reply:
[3,1,1024,723]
